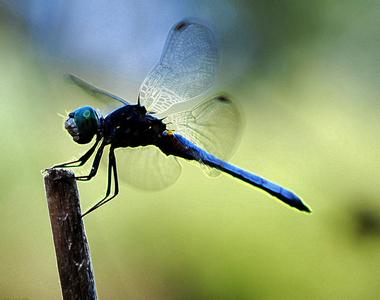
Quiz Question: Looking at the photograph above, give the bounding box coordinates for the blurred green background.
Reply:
[1,0,380,299]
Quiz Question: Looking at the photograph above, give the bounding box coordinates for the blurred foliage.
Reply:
[0,1,379,299]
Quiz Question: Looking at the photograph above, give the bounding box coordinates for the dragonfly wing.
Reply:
[139,20,218,114]
[66,74,129,106]
[165,95,241,176]
[115,145,182,191]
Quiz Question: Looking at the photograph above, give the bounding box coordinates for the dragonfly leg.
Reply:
[75,143,105,181]
[52,138,101,168]
[81,147,119,217]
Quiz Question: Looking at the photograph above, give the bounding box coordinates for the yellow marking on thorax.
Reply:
[166,130,175,136]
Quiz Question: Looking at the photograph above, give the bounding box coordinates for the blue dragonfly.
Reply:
[54,20,311,216]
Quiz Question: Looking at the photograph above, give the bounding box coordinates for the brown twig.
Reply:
[44,168,98,300]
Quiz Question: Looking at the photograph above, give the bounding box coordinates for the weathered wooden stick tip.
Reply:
[44,168,98,300]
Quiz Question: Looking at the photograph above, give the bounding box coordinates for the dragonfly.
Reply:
[53,20,311,217]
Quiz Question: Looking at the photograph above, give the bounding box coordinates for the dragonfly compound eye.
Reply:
[65,106,100,144]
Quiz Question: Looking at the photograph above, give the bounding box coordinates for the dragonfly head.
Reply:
[64,106,101,144]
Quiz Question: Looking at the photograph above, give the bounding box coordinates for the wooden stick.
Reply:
[44,168,98,300]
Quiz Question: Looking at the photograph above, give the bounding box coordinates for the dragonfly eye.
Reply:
[65,106,101,144]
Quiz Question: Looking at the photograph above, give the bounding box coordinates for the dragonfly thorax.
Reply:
[102,104,167,148]
[65,106,101,144]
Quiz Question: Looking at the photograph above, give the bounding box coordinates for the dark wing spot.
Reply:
[216,95,231,103]
[175,21,189,31]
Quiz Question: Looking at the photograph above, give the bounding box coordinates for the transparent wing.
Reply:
[115,145,182,191]
[139,20,218,114]
[66,74,129,105]
[165,95,241,176]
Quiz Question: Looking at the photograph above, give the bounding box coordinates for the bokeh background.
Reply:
[1,0,380,299]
